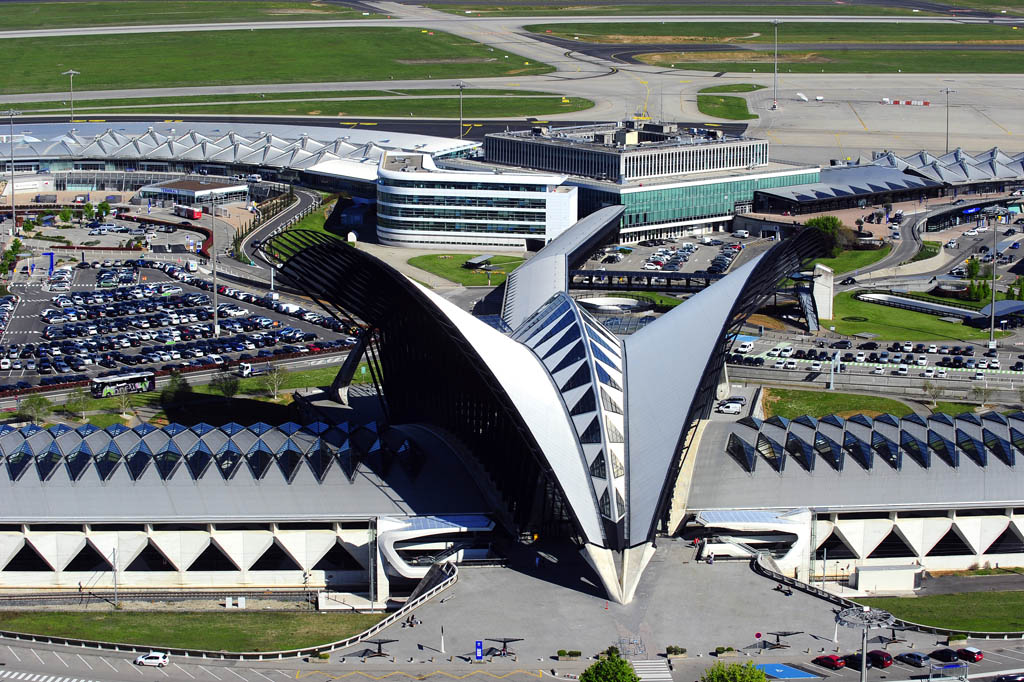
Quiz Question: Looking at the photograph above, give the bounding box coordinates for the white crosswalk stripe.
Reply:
[0,670,107,682]
[632,659,673,682]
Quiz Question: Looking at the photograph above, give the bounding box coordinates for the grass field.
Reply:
[0,611,383,652]
[1,28,551,96]
[696,94,758,120]
[762,387,913,419]
[699,83,766,94]
[859,592,1024,632]
[448,3,929,15]
[638,49,1024,73]
[0,1,375,30]
[810,245,891,275]
[525,21,1024,43]
[619,291,684,308]
[95,96,593,118]
[932,401,980,415]
[823,291,1002,341]
[910,240,942,263]
[407,254,525,287]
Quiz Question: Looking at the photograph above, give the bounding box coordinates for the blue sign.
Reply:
[963,207,981,214]
[475,641,483,661]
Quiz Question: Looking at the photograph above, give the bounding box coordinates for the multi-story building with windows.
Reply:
[480,121,819,242]
[376,152,577,250]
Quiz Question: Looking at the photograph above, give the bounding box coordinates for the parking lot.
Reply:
[580,233,754,276]
[0,258,354,392]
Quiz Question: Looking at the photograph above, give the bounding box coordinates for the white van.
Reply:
[734,230,750,238]
[246,174,262,183]
[736,341,754,353]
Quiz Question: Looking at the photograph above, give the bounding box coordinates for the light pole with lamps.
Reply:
[837,606,895,682]
[2,109,19,236]
[941,87,956,154]
[62,69,80,123]
[456,81,467,138]
[772,19,780,110]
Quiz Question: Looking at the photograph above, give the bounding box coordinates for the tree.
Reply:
[58,207,72,226]
[805,215,855,258]
[580,651,638,682]
[97,201,111,218]
[118,391,133,418]
[160,370,192,406]
[82,203,95,221]
[211,373,240,401]
[884,202,893,217]
[971,385,994,407]
[855,217,864,232]
[967,258,980,279]
[922,381,944,408]
[64,387,89,422]
[701,662,768,682]
[20,394,52,423]
[263,365,287,400]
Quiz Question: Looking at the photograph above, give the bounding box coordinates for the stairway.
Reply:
[631,659,673,682]
[797,287,819,332]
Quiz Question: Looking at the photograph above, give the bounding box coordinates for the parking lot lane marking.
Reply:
[984,650,1024,662]
[199,666,223,681]
[5,647,19,663]
[173,664,196,679]
[99,658,119,672]
[52,654,69,668]
[249,670,274,682]
[29,651,44,665]
[224,668,248,682]
[75,656,92,671]
[273,670,292,678]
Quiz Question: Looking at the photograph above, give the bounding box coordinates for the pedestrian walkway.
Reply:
[0,669,109,682]
[631,659,672,682]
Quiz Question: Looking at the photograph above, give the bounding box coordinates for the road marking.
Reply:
[224,668,248,682]
[847,101,869,132]
[29,651,44,665]
[173,664,196,679]
[199,666,223,681]
[7,647,20,662]
[249,671,275,682]
[76,655,92,671]
[99,658,118,672]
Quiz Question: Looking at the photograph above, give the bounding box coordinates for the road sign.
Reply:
[475,641,483,661]
[755,632,762,639]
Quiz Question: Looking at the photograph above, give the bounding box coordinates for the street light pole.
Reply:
[456,81,467,138]
[941,88,956,154]
[772,19,780,110]
[61,69,80,123]
[991,215,997,347]
[210,192,220,338]
[2,109,19,237]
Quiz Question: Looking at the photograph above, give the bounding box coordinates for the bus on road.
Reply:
[90,371,156,399]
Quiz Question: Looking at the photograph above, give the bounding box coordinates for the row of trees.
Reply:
[580,651,765,682]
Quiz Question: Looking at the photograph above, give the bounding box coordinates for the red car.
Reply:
[958,647,984,663]
[813,655,845,670]
[867,650,893,668]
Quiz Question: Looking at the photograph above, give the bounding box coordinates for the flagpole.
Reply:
[440,626,445,654]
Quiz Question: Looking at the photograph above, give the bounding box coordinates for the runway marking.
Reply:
[174,664,196,679]
[99,658,118,672]
[200,666,223,681]
[7,648,20,663]
[296,671,543,680]
[76,655,92,671]
[30,651,44,665]
[971,105,1013,136]
[847,101,869,131]
[834,133,845,159]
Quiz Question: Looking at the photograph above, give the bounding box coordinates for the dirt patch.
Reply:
[638,51,831,64]
[747,314,787,331]
[571,33,754,44]
[306,110,322,115]
[396,57,495,64]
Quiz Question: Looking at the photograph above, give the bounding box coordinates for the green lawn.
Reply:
[824,291,1004,341]
[86,413,130,429]
[931,401,979,416]
[810,245,891,275]
[0,611,383,652]
[99,96,593,119]
[859,592,1024,632]
[696,94,758,120]
[762,388,913,419]
[640,50,1024,74]
[699,83,766,94]
[526,21,1024,43]
[453,3,928,15]
[1,28,552,95]
[407,254,525,287]
[910,240,942,263]
[619,291,684,308]
[0,1,375,30]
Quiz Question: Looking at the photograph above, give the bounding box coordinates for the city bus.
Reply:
[90,371,156,399]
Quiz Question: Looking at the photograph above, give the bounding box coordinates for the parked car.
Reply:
[931,649,960,663]
[813,655,845,670]
[716,402,742,415]
[867,651,893,668]
[958,647,984,663]
[134,652,169,667]
[896,652,931,668]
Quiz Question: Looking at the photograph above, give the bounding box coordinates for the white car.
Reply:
[716,402,742,415]
[974,371,985,381]
[774,359,786,369]
[964,229,979,236]
[922,368,935,378]
[928,344,938,353]
[810,361,823,372]
[779,347,794,358]
[134,652,168,667]
[990,359,1001,369]
[784,360,797,369]
[937,368,948,378]
[736,342,754,353]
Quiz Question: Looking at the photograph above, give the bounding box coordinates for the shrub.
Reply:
[317,652,330,660]
[715,646,726,654]
[605,646,620,657]
[558,650,568,657]
[948,633,967,642]
[666,646,686,656]
[568,651,582,658]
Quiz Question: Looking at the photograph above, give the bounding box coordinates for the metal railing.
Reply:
[0,562,458,660]
[750,553,1024,640]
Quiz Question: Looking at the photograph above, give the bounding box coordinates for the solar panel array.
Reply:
[727,411,1022,473]
[0,420,416,484]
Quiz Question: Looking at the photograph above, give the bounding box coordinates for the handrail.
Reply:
[0,562,458,660]
[750,553,1024,640]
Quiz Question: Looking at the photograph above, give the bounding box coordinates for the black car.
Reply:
[839,277,857,285]
[829,340,852,349]
[858,341,879,350]
[842,655,872,671]
[931,649,959,663]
